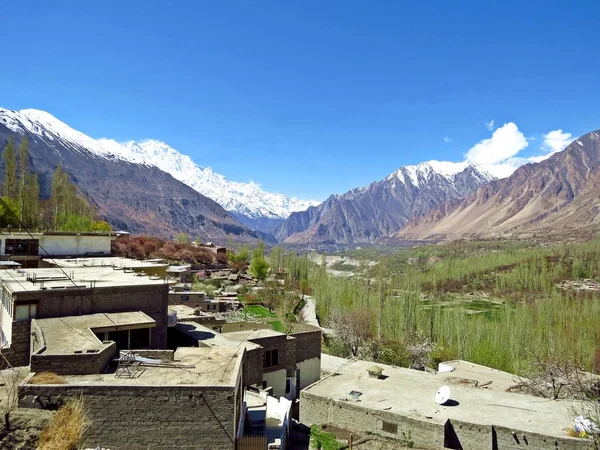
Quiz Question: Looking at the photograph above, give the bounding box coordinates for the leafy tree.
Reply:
[175,233,189,244]
[18,138,28,221]
[250,254,269,282]
[2,139,17,199]
[91,220,112,232]
[0,197,20,228]
[22,173,39,228]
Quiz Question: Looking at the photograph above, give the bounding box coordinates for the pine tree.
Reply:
[3,138,18,199]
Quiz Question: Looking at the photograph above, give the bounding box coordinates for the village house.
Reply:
[0,265,169,367]
[171,321,322,401]
[301,359,591,450]
[0,232,116,268]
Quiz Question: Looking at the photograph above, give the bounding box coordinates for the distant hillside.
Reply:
[396,130,600,240]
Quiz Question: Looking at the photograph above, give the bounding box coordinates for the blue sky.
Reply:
[1,1,599,200]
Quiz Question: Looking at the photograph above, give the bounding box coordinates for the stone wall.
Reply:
[30,344,117,375]
[249,334,288,375]
[0,320,31,368]
[20,384,237,450]
[4,283,168,368]
[292,330,321,363]
[242,346,264,387]
[300,392,591,450]
[130,349,175,361]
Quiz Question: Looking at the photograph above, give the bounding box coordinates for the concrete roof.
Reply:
[303,359,583,441]
[56,347,242,387]
[438,360,524,393]
[46,257,168,269]
[167,265,191,272]
[168,304,223,321]
[34,312,156,355]
[174,322,262,351]
[0,266,168,293]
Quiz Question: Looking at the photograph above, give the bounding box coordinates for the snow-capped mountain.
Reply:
[277,160,495,244]
[0,107,261,241]
[0,108,319,232]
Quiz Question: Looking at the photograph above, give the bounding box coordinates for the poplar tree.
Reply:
[18,138,28,221]
[3,138,18,199]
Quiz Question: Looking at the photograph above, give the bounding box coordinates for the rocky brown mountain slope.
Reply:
[396,130,600,240]
[277,162,493,244]
[0,110,257,242]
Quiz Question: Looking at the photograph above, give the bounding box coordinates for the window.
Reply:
[381,421,398,434]
[15,303,37,321]
[285,378,292,394]
[5,239,39,256]
[263,349,279,368]
[182,295,189,302]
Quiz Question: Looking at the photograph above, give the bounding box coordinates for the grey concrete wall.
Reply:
[300,392,591,450]
[20,384,237,450]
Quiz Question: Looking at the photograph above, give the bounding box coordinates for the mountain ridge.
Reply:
[0,108,319,230]
[395,130,600,240]
[277,160,495,244]
[0,108,260,242]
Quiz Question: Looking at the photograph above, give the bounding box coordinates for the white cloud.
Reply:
[443,136,452,143]
[486,120,494,131]
[542,129,572,154]
[465,122,529,167]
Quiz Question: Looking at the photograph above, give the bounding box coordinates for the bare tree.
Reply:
[328,308,374,357]
[0,354,23,431]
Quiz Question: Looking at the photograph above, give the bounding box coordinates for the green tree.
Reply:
[175,233,189,244]
[250,254,269,282]
[3,139,18,200]
[22,173,40,229]
[17,138,29,221]
[0,197,20,228]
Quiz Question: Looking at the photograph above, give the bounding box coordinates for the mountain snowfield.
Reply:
[387,160,494,187]
[0,107,319,221]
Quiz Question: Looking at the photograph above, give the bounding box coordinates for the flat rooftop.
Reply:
[41,347,242,387]
[169,304,224,321]
[34,312,155,355]
[46,257,168,269]
[174,322,263,351]
[304,359,582,440]
[0,266,168,293]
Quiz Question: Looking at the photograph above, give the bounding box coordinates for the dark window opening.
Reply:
[381,421,398,434]
[263,349,279,368]
[5,239,39,256]
[285,378,291,394]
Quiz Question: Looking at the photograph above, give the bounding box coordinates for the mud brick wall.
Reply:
[20,384,237,450]
[130,349,175,361]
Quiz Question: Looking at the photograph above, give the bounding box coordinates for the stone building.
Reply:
[301,359,591,450]
[0,266,169,367]
[20,346,245,450]
[0,232,116,268]
[172,322,322,400]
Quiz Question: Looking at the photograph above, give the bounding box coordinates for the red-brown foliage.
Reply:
[112,235,216,265]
